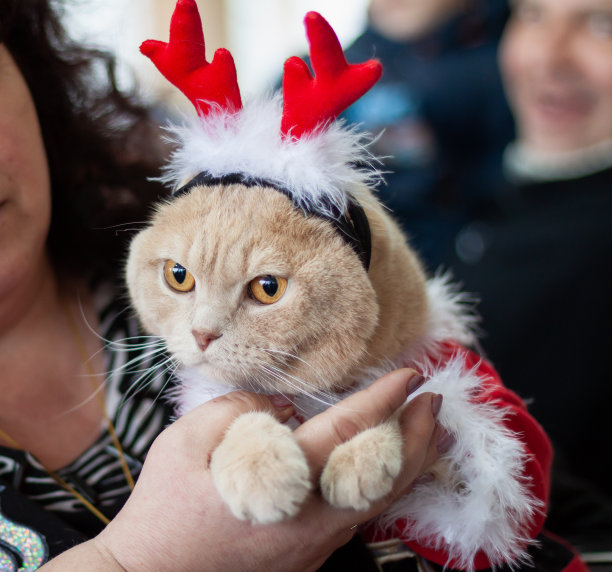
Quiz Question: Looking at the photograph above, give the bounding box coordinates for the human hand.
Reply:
[69,369,441,572]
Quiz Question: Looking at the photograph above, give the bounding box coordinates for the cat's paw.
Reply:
[320,422,402,511]
[210,411,311,524]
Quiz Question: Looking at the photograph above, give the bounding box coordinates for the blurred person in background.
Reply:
[448,0,612,557]
[343,0,513,271]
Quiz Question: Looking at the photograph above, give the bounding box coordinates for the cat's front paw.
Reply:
[320,422,402,511]
[210,411,311,523]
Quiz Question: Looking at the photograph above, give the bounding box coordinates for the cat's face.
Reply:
[126,184,379,394]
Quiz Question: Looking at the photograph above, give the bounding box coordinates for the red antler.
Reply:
[140,0,242,116]
[281,12,382,139]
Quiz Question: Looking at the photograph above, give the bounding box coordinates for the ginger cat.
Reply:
[127,178,428,522]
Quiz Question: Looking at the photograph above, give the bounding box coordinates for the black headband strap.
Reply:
[174,172,372,271]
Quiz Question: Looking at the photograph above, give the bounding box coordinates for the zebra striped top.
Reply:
[0,283,174,537]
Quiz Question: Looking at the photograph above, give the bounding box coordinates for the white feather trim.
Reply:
[378,355,541,569]
[158,95,383,217]
[398,273,480,368]
[423,273,479,348]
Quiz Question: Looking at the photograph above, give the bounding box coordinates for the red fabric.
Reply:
[377,341,554,569]
[280,12,382,138]
[562,555,590,572]
[140,0,242,116]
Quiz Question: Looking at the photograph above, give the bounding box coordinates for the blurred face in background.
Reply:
[369,0,465,41]
[500,0,612,152]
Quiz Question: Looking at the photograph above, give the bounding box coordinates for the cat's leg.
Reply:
[209,411,311,524]
[320,420,402,511]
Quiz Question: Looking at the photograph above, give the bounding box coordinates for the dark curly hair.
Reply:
[0,0,168,279]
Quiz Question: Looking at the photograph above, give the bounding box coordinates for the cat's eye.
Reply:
[249,275,288,304]
[163,260,195,292]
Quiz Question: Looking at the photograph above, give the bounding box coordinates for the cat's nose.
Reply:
[192,329,221,351]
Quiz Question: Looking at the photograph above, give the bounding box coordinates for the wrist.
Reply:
[37,538,128,571]
[91,537,130,572]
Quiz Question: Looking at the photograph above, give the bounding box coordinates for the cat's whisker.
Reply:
[107,342,169,375]
[139,363,177,412]
[261,347,310,365]
[259,363,337,409]
[259,360,374,414]
[117,354,178,410]
[55,377,110,419]
[93,220,149,231]
[74,300,167,371]
[107,336,166,349]
[259,366,309,399]
[260,348,333,392]
[102,338,173,411]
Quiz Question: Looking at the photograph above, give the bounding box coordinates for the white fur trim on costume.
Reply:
[422,272,479,348]
[398,273,479,367]
[158,95,382,218]
[379,355,541,570]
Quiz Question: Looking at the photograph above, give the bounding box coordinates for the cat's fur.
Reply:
[126,173,540,568]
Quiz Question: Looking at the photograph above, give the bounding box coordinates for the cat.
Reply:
[125,140,543,567]
[124,3,549,568]
[126,172,430,517]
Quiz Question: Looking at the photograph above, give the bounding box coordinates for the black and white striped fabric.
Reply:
[0,284,174,537]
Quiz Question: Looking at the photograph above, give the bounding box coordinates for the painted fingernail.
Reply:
[431,394,443,418]
[406,374,425,396]
[437,429,456,454]
[269,394,293,409]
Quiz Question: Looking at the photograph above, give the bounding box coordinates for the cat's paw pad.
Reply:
[320,423,402,511]
[210,411,311,524]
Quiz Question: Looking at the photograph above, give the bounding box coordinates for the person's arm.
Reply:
[41,368,441,572]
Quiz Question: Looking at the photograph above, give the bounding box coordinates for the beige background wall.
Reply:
[65,0,369,109]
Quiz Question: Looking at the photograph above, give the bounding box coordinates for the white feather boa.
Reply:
[173,275,542,569]
[158,96,382,217]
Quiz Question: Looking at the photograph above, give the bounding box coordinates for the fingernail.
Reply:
[269,394,293,409]
[437,429,455,454]
[431,393,443,418]
[406,374,425,396]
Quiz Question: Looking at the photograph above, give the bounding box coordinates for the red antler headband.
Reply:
[140,0,242,116]
[141,0,382,219]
